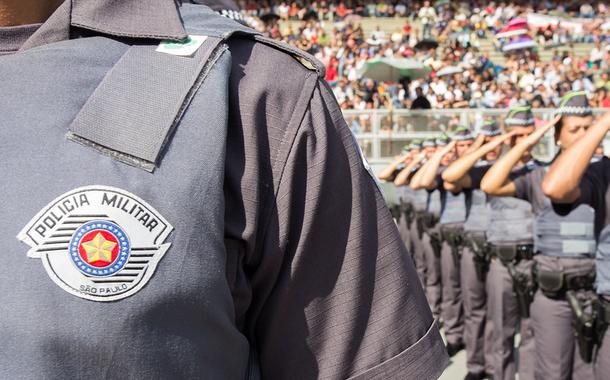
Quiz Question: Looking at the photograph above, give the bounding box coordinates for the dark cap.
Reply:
[410,140,423,150]
[452,126,474,141]
[479,120,502,137]
[422,138,437,148]
[557,90,592,116]
[505,105,535,126]
[436,133,451,146]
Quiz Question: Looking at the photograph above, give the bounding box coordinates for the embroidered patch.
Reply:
[17,186,173,302]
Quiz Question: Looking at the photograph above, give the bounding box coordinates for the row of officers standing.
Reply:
[379,90,610,380]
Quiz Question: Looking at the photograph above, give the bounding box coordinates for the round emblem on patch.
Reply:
[69,221,131,277]
[17,186,173,302]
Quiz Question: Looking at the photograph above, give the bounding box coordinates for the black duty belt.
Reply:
[440,226,464,246]
[421,212,438,229]
[490,243,534,263]
[534,265,596,299]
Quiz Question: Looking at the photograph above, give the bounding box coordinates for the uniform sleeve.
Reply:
[512,170,531,201]
[434,172,444,190]
[578,159,610,209]
[558,159,610,236]
[468,164,491,189]
[254,80,448,379]
[386,168,402,182]
[549,159,610,236]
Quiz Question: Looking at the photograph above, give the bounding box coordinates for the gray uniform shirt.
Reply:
[0,1,447,379]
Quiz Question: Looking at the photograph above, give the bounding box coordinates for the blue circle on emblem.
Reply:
[69,220,131,277]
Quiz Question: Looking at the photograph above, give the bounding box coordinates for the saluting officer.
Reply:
[476,93,599,379]
[543,109,610,380]
[441,120,507,380]
[418,134,453,322]
[479,105,540,380]
[378,145,415,259]
[412,127,475,356]
[0,1,448,378]
[395,140,430,289]
[487,91,596,380]
[408,138,442,288]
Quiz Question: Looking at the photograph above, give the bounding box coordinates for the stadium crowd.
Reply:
[244,1,610,110]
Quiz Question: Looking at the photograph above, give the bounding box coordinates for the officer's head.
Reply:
[409,140,422,157]
[504,105,535,151]
[554,91,594,151]
[436,134,454,166]
[451,126,474,158]
[479,120,502,161]
[422,138,437,159]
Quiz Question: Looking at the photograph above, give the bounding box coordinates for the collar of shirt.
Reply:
[19,0,188,52]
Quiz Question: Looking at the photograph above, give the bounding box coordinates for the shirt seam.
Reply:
[256,72,318,243]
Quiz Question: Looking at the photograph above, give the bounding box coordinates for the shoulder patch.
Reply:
[17,186,173,302]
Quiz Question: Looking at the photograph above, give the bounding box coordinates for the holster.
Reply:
[566,291,596,363]
[596,296,610,347]
[468,234,489,282]
[430,231,442,258]
[506,263,534,318]
[390,205,401,223]
[442,228,464,266]
[403,203,414,226]
[416,214,425,239]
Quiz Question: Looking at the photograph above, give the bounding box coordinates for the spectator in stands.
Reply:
[411,87,431,109]
[245,0,610,111]
[418,1,436,39]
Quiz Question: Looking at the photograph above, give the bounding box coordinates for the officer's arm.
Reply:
[543,111,610,203]
[254,80,448,379]
[413,141,456,190]
[463,133,486,155]
[481,118,557,196]
[378,154,408,181]
[408,157,431,189]
[394,154,422,186]
[442,132,515,187]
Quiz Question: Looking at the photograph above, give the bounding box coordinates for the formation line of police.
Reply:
[379,91,610,380]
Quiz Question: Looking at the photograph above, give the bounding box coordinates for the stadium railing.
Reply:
[348,108,610,171]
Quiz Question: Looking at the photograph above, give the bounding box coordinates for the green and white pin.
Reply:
[156,35,208,57]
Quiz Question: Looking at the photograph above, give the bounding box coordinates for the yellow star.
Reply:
[81,233,116,263]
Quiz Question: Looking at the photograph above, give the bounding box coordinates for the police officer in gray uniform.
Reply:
[484,95,603,380]
[419,134,452,322]
[0,1,448,378]
[543,108,610,380]
[412,128,474,356]
[409,138,441,289]
[488,92,596,380]
[378,145,415,257]
[479,106,541,380]
[442,120,508,380]
[395,141,429,289]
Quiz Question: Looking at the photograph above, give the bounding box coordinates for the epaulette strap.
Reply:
[251,35,325,78]
[178,4,324,76]
[68,36,227,172]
